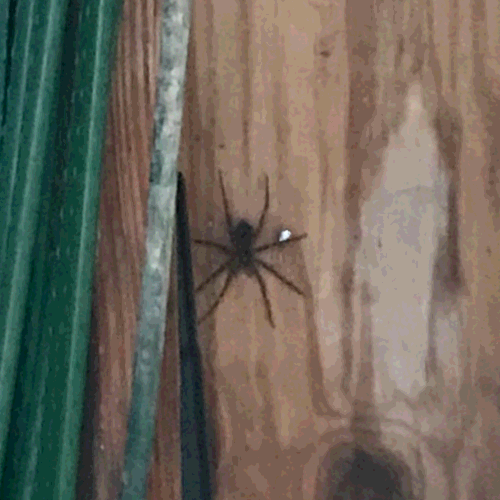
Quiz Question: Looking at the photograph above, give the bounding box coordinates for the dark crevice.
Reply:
[315,444,418,500]
[337,448,406,499]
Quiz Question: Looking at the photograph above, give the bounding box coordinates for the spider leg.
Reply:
[193,239,234,255]
[256,258,305,296]
[197,271,235,324]
[255,233,308,253]
[253,267,275,328]
[195,259,231,293]
[219,170,234,232]
[254,174,270,241]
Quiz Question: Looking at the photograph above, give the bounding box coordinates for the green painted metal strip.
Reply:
[119,1,192,498]
[177,172,212,500]
[0,0,122,497]
[0,0,71,473]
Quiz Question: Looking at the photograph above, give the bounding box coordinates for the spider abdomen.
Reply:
[231,220,254,250]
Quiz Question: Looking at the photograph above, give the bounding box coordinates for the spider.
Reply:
[193,171,308,328]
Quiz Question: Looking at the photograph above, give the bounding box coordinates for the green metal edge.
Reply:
[119,0,192,498]
[52,0,123,496]
[0,0,71,473]
[177,172,212,500]
[0,0,122,497]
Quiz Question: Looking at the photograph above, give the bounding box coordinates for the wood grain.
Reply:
[80,0,500,498]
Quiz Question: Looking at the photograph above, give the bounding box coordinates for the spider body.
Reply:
[230,220,255,273]
[194,171,307,328]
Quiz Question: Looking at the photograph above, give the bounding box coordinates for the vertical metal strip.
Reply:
[119,1,192,498]
[177,172,212,500]
[0,0,71,473]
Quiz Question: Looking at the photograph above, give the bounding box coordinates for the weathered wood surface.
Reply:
[179,0,500,498]
[83,0,500,499]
